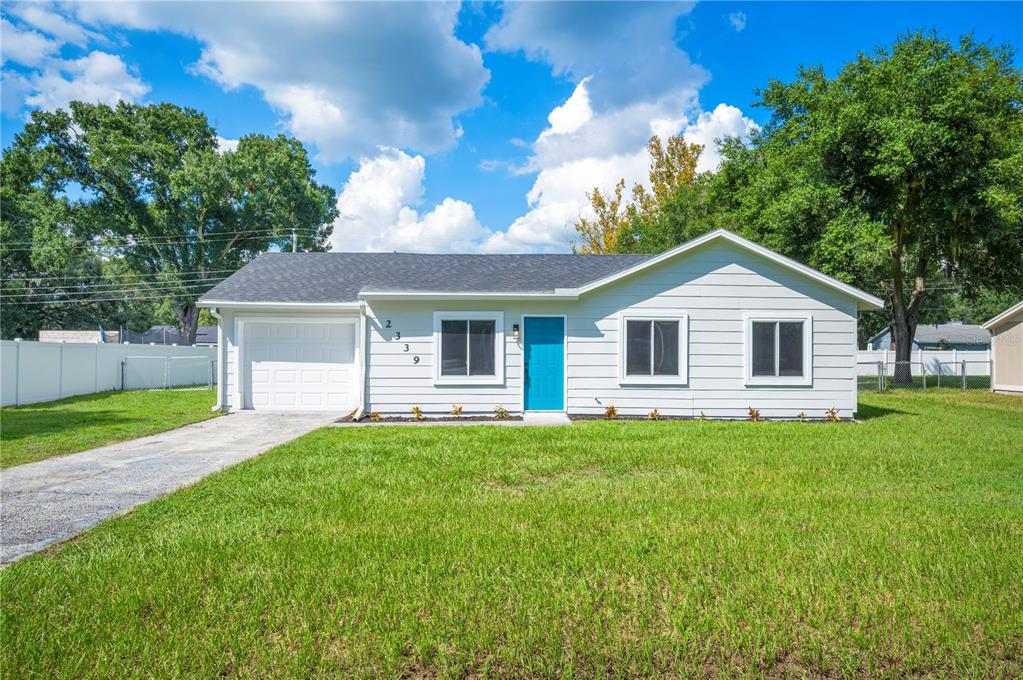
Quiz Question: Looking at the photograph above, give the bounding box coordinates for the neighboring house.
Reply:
[982,300,1023,394]
[866,323,991,351]
[38,329,120,343]
[131,325,218,346]
[198,229,883,419]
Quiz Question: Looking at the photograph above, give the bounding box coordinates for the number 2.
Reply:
[385,320,391,328]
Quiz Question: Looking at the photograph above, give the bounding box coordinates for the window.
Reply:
[619,314,688,384]
[744,315,812,385]
[433,312,504,384]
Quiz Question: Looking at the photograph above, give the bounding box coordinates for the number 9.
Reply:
[413,356,420,364]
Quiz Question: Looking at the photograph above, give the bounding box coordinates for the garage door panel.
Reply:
[245,320,356,411]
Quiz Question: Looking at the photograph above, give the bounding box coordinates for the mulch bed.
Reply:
[335,414,524,424]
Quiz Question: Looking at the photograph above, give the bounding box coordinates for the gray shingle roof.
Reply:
[913,324,990,345]
[199,252,653,304]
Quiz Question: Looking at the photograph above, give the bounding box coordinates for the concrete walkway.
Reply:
[1,412,334,565]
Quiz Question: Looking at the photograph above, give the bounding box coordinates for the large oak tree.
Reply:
[3,102,337,343]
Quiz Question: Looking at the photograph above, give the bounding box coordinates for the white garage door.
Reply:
[244,320,357,411]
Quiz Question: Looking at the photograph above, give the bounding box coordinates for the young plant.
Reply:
[451,404,463,418]
[825,407,841,423]
[648,408,660,421]
[604,404,618,420]
[698,411,708,421]
[494,405,510,420]
[747,406,761,422]
[369,411,382,422]
[798,411,808,423]
[411,406,424,421]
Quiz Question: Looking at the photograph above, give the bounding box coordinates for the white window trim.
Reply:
[743,313,813,386]
[432,311,505,386]
[618,312,689,385]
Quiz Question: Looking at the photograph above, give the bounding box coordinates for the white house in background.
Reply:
[982,300,1023,394]
[197,229,883,419]
[866,322,991,351]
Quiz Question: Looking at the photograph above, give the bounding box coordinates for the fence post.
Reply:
[164,356,170,390]
[877,361,884,392]
[922,362,927,391]
[961,360,967,391]
[121,359,126,391]
[14,338,21,406]
[58,341,65,400]
[987,349,993,392]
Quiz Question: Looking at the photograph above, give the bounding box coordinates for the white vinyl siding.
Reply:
[363,239,860,419]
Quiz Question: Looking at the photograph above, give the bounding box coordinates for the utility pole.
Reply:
[291,228,297,253]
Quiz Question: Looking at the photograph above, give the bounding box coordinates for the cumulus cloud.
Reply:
[727,12,747,32]
[76,2,489,162]
[22,50,149,112]
[683,103,759,172]
[1,18,61,67]
[215,136,239,153]
[332,147,489,253]
[2,8,147,115]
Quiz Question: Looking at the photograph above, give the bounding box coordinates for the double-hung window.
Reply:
[619,314,688,384]
[744,314,812,386]
[433,312,504,385]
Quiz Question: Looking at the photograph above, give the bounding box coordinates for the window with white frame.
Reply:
[744,314,812,385]
[433,312,504,384]
[619,314,688,384]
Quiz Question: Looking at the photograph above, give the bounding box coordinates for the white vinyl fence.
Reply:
[1,339,217,406]
[856,349,991,376]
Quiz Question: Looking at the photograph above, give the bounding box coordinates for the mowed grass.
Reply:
[0,389,218,468]
[2,391,1022,678]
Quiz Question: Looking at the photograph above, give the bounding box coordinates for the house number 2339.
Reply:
[384,321,418,364]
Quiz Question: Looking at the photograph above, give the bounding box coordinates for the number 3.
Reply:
[403,343,409,352]
[394,331,401,340]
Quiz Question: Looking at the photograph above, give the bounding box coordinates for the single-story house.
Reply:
[866,323,991,351]
[198,229,883,419]
[982,300,1023,394]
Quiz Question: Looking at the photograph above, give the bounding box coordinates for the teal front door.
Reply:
[524,316,565,411]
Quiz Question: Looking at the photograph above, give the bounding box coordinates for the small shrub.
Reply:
[604,404,618,420]
[648,408,660,421]
[747,406,761,422]
[494,405,510,420]
[798,411,808,423]
[369,411,382,422]
[698,411,708,421]
[825,407,841,423]
[346,409,358,420]
[451,404,463,418]
[411,406,424,421]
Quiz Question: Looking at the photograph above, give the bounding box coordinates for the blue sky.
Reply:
[2,1,1020,253]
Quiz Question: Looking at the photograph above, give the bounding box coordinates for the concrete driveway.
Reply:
[1,412,334,565]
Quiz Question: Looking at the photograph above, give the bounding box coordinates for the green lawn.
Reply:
[0,389,218,468]
[2,391,1021,678]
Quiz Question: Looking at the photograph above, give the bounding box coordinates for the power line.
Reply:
[0,268,240,283]
[1,291,225,306]
[0,229,320,253]
[0,281,225,301]
[1,272,232,290]
[0,226,320,249]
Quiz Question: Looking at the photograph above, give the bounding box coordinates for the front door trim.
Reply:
[521,314,567,412]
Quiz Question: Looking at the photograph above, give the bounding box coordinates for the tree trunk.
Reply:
[890,303,917,386]
[175,303,200,345]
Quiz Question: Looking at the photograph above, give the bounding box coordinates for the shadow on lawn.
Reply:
[856,402,908,421]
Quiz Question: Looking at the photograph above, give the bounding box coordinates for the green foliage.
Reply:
[0,389,217,468]
[494,405,510,420]
[1,102,337,341]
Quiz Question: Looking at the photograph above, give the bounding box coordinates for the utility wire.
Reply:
[0,226,320,249]
[1,273,232,290]
[0,268,241,283]
[0,229,320,253]
[0,281,225,301]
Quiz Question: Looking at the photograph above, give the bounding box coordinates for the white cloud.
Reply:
[332,147,489,253]
[215,136,239,153]
[682,103,759,172]
[76,2,490,162]
[727,12,747,32]
[5,3,102,47]
[1,18,60,67]
[23,50,149,112]
[486,1,706,110]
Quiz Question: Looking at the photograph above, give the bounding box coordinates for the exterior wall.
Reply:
[39,329,121,343]
[991,315,1023,393]
[364,240,860,419]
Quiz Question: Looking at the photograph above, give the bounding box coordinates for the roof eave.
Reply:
[357,290,579,301]
[197,299,362,311]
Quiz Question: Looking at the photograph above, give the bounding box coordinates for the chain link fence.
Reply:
[121,355,217,391]
[857,359,992,392]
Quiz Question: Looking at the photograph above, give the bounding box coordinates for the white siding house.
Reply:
[200,230,883,419]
